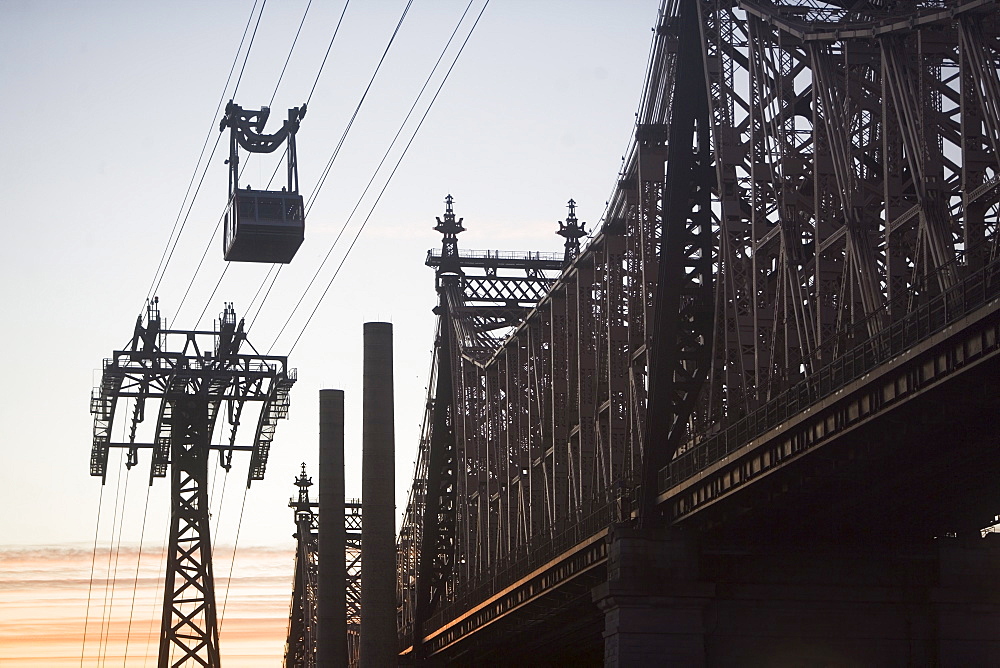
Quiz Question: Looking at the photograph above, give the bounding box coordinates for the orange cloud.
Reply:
[0,544,294,667]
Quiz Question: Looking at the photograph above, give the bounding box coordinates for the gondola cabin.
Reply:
[221,101,307,264]
[224,188,304,263]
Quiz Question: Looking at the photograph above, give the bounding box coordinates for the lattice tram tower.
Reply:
[90,299,295,667]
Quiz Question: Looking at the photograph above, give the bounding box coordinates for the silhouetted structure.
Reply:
[319,389,347,668]
[221,101,306,263]
[557,199,588,265]
[286,465,319,668]
[90,299,294,667]
[397,0,1000,664]
[361,323,397,668]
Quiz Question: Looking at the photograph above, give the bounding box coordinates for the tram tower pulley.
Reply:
[220,100,307,264]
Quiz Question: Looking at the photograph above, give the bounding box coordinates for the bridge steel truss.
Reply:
[398,0,1000,661]
[285,467,320,668]
[284,481,363,668]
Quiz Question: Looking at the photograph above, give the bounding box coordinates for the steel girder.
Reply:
[397,0,1000,657]
[684,0,1000,508]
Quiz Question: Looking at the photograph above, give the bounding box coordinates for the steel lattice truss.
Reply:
[90,301,295,486]
[285,467,319,668]
[345,500,362,666]
[89,301,294,666]
[397,0,1000,653]
[284,487,363,668]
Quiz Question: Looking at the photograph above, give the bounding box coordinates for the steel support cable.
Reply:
[266,0,463,347]
[283,0,492,356]
[95,449,127,666]
[265,0,477,346]
[145,0,267,306]
[270,0,313,108]
[218,484,250,629]
[247,264,281,328]
[100,465,134,668]
[101,478,134,668]
[189,0,350,329]
[142,521,171,668]
[122,480,153,664]
[248,0,420,334]
[79,484,106,668]
[307,0,351,106]
[89,418,131,666]
[210,469,231,552]
[304,0,415,216]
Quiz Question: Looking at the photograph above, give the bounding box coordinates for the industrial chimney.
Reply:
[360,322,396,667]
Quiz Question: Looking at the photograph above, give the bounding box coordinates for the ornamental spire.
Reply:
[556,199,587,265]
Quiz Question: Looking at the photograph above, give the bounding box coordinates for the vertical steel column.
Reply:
[158,396,220,668]
[360,323,396,668]
[319,389,347,668]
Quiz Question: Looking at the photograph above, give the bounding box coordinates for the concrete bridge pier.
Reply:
[593,526,713,666]
[594,526,1000,667]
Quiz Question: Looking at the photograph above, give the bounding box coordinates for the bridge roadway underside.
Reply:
[413,305,1000,666]
[664,299,1000,543]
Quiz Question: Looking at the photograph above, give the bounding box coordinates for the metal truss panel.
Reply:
[397,0,1000,660]
[158,397,220,668]
[90,301,295,667]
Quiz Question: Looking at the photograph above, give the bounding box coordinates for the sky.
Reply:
[0,0,656,664]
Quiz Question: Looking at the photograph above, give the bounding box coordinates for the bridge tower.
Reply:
[286,465,319,668]
[284,474,365,668]
[557,199,588,266]
[90,299,295,666]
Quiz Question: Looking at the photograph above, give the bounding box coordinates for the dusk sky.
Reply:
[0,0,656,663]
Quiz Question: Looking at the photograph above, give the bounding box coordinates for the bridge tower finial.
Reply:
[293,462,313,509]
[434,194,465,280]
[557,198,587,265]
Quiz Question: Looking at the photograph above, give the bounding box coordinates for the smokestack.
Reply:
[319,389,347,667]
[360,322,397,668]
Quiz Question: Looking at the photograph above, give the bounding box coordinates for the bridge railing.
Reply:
[662,258,1000,491]
[418,484,630,638]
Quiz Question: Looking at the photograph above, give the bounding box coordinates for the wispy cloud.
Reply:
[0,543,294,667]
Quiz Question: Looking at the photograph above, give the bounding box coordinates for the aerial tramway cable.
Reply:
[275,0,492,356]
[182,0,353,327]
[94,2,272,658]
[81,403,131,667]
[217,485,251,631]
[79,485,105,668]
[245,0,423,334]
[122,480,153,665]
[145,0,269,307]
[99,1,488,658]
[93,447,125,666]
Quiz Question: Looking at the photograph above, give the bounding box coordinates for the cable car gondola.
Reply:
[220,101,306,263]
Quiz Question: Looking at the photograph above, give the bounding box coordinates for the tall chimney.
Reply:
[319,389,347,667]
[360,322,397,667]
